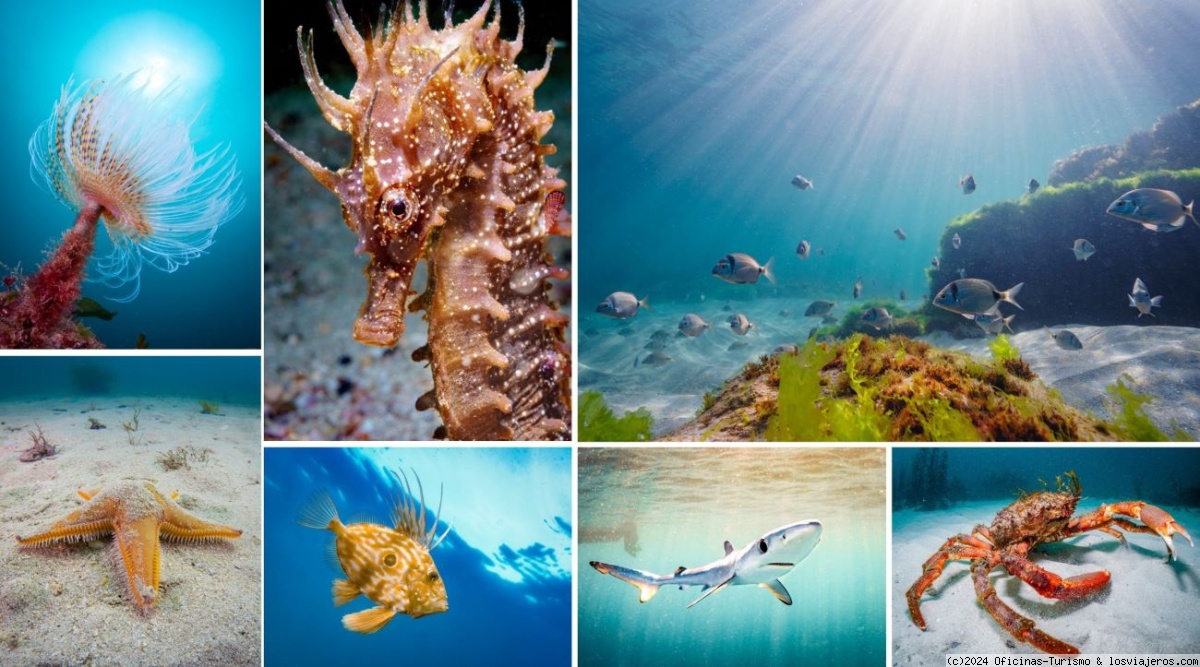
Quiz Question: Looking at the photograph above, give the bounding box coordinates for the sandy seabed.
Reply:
[893,500,1200,664]
[0,397,261,667]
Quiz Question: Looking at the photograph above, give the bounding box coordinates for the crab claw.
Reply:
[1137,504,1193,562]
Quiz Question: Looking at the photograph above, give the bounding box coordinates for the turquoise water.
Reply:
[578,0,1200,426]
[579,447,886,666]
[0,0,261,348]
[0,355,260,406]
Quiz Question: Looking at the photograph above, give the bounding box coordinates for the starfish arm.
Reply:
[113,515,163,609]
[16,496,122,546]
[149,485,242,542]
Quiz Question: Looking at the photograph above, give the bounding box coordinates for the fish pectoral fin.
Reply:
[760,579,793,606]
[342,606,397,634]
[686,577,733,609]
[332,578,361,607]
[1141,223,1160,231]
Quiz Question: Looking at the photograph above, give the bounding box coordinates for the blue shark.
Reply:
[589,520,823,608]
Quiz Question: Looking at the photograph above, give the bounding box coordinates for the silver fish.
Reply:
[1071,239,1096,262]
[728,313,754,336]
[960,174,976,194]
[728,341,750,351]
[640,351,674,367]
[861,307,892,331]
[712,253,775,285]
[643,339,669,351]
[1128,277,1163,318]
[974,311,1015,335]
[894,227,907,241]
[804,300,836,317]
[791,174,814,190]
[773,344,800,354]
[821,314,838,325]
[1106,188,1197,232]
[1050,329,1083,350]
[597,292,648,319]
[933,278,1024,316]
[853,277,863,299]
[952,233,962,250]
[1028,178,1040,194]
[678,314,711,337]
[931,256,941,270]
[796,240,811,259]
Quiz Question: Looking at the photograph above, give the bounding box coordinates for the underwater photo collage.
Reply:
[2,0,1200,666]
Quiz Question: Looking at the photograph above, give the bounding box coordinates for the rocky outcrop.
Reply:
[1049,99,1200,186]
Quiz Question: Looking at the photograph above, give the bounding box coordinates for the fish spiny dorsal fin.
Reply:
[724,540,734,556]
[389,468,452,550]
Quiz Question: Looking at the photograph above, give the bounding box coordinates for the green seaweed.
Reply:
[580,390,654,442]
[1104,374,1192,441]
[988,334,1020,362]
[765,337,889,441]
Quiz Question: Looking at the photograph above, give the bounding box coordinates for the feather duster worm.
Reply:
[1,73,242,348]
[266,1,571,440]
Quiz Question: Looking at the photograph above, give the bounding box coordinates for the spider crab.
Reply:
[906,472,1192,654]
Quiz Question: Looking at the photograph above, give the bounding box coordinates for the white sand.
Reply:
[928,324,1200,438]
[0,397,261,667]
[893,500,1200,662]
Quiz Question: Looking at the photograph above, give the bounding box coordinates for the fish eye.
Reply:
[378,185,415,224]
[429,571,440,582]
[759,539,768,554]
[383,553,397,567]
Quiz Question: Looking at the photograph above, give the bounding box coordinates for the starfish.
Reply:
[16,482,242,612]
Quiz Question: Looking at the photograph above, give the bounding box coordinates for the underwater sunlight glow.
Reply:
[76,12,219,103]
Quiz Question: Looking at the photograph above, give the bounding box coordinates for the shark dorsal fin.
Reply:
[674,566,686,576]
[724,540,734,556]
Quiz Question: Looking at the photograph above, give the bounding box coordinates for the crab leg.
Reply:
[1067,501,1193,562]
[906,529,993,630]
[1000,543,1111,599]
[972,558,1080,655]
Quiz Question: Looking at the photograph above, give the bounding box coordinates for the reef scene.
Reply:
[579,6,1200,442]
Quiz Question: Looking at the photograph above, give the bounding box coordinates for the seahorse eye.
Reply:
[383,553,397,567]
[378,185,414,224]
[391,200,408,218]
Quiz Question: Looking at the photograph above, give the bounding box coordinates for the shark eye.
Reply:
[759,539,768,554]
[383,553,397,567]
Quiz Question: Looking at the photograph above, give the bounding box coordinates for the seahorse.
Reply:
[265,1,571,440]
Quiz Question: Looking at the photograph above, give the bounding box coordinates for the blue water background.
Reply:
[264,447,572,666]
[0,355,260,406]
[579,1,1200,409]
[579,447,886,666]
[0,0,261,349]
[892,446,1200,514]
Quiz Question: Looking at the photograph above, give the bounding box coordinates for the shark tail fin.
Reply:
[590,560,662,603]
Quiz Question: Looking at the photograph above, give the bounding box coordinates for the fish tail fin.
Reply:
[1186,201,1197,228]
[590,560,662,603]
[639,295,650,311]
[297,491,341,532]
[1002,282,1024,310]
[1004,315,1016,335]
[762,257,776,286]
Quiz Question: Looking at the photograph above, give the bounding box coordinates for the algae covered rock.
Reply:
[666,335,1121,442]
[923,168,1200,331]
[1048,99,1200,186]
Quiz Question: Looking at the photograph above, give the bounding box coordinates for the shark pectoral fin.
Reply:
[332,578,361,607]
[342,606,397,634]
[686,578,733,609]
[760,579,793,606]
